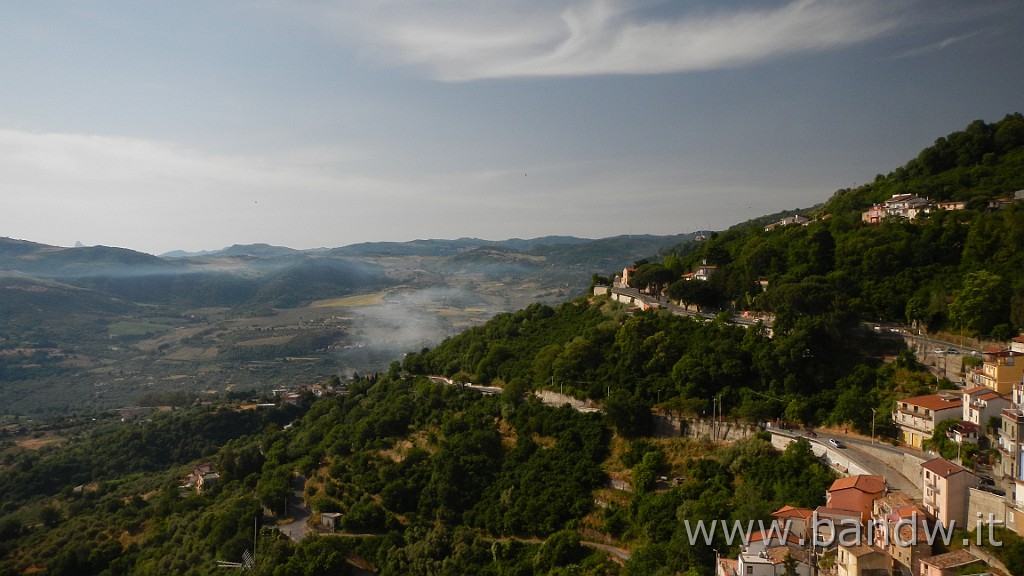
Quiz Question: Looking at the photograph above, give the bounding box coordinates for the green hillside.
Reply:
[633,114,1024,339]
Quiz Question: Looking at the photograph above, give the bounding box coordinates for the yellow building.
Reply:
[972,349,1024,395]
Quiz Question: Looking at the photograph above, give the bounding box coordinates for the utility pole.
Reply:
[871,408,876,444]
[712,396,717,440]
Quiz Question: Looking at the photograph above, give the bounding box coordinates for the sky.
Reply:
[2,0,1023,256]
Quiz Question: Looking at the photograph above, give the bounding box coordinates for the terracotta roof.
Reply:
[921,457,969,478]
[829,474,886,494]
[718,557,738,576]
[747,530,803,546]
[876,492,915,509]
[898,394,962,411]
[896,521,930,544]
[975,391,1005,402]
[949,421,979,435]
[814,506,862,519]
[963,386,990,395]
[772,505,814,519]
[921,549,980,569]
[891,504,924,520]
[766,545,809,565]
[841,544,884,558]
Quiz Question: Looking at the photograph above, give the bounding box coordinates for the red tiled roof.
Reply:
[814,506,862,519]
[772,505,814,519]
[950,421,979,434]
[829,474,886,494]
[921,457,968,478]
[748,531,803,546]
[975,391,1005,401]
[898,394,962,411]
[921,549,979,569]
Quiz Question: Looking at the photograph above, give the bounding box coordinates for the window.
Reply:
[746,566,753,575]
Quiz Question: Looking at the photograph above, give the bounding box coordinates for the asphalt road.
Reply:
[774,427,922,498]
[278,474,311,542]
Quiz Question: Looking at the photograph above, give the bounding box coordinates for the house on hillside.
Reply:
[921,457,978,529]
[738,545,811,576]
[962,386,1010,428]
[835,544,890,576]
[919,549,983,576]
[944,420,979,445]
[871,493,933,576]
[999,393,1024,481]
[680,260,717,282]
[184,462,220,493]
[996,379,1024,534]
[936,200,966,211]
[771,505,814,543]
[861,194,933,224]
[970,348,1024,395]
[892,393,962,449]
[764,214,810,232]
[826,475,886,523]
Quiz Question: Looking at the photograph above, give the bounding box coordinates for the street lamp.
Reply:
[870,408,876,445]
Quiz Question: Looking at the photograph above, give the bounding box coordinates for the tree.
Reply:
[632,449,667,493]
[605,390,653,438]
[631,263,675,297]
[949,270,1009,336]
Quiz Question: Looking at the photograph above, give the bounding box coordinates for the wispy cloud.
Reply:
[298,0,906,80]
[895,30,984,59]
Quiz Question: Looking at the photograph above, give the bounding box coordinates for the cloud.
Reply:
[300,0,906,80]
[895,30,984,59]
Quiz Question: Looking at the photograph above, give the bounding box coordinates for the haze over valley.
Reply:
[0,233,689,413]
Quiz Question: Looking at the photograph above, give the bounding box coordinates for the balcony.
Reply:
[1004,408,1024,424]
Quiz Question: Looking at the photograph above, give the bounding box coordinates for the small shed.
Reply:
[320,512,342,532]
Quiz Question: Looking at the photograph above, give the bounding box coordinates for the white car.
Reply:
[829,438,845,448]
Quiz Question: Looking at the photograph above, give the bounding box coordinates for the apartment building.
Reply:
[892,393,962,449]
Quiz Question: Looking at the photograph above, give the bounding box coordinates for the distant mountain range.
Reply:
[0,233,693,310]
[0,232,693,413]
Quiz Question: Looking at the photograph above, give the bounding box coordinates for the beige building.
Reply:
[771,505,814,544]
[871,494,932,576]
[1000,402,1024,481]
[921,457,978,530]
[893,394,962,449]
[918,549,983,576]
[835,544,889,576]
[738,545,811,576]
[972,348,1024,395]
